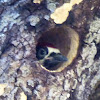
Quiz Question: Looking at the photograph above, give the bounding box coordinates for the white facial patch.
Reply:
[39,47,60,64]
[47,47,60,55]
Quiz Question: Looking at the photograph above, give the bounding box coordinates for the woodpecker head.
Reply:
[36,42,68,70]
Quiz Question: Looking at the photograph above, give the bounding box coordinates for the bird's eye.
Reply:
[36,46,48,60]
[39,48,47,56]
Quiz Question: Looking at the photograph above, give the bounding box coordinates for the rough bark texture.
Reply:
[0,0,100,100]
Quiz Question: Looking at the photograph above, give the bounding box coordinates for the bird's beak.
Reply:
[52,54,68,62]
[43,54,68,69]
[46,54,68,64]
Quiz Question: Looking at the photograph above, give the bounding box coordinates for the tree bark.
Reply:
[0,0,100,100]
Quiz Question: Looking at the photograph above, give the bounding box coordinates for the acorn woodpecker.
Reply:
[36,42,68,70]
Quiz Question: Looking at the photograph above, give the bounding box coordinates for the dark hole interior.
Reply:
[36,25,79,72]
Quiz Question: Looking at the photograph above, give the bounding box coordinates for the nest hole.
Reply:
[36,25,79,72]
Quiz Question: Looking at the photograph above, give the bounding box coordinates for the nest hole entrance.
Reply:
[36,25,79,72]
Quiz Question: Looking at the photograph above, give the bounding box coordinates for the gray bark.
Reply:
[0,0,100,100]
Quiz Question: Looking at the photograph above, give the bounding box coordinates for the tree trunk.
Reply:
[0,0,100,100]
